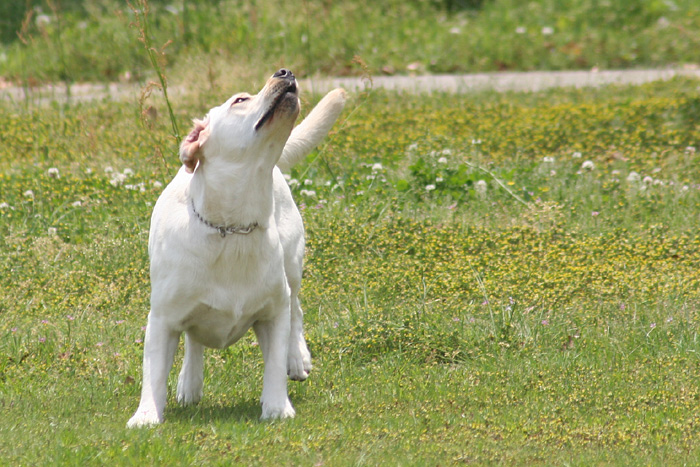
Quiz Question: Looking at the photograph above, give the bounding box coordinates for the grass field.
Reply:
[2,0,700,85]
[2,0,700,464]
[1,74,700,464]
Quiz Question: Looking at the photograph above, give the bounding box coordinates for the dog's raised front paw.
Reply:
[127,410,162,428]
[260,398,296,420]
[287,352,312,381]
[288,339,312,381]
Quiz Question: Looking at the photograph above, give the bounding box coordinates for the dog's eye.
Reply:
[231,96,249,106]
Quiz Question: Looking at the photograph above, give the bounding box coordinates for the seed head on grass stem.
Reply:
[128,0,181,151]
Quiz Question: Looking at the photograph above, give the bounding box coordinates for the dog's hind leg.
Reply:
[254,305,296,420]
[127,313,180,428]
[177,332,204,406]
[288,293,312,381]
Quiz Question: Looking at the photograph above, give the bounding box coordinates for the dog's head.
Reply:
[179,69,300,173]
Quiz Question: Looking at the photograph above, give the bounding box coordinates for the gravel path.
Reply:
[2,68,699,105]
[302,68,700,94]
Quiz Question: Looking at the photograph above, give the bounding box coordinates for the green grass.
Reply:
[1,0,699,85]
[1,76,700,464]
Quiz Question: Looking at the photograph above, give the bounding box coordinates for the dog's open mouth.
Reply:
[255,81,298,131]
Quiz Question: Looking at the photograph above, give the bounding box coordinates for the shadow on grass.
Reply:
[167,399,262,424]
[164,380,313,424]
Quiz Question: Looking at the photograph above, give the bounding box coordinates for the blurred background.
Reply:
[1,0,698,87]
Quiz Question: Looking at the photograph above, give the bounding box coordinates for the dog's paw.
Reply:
[127,410,162,428]
[288,342,312,381]
[260,398,296,420]
[176,375,203,406]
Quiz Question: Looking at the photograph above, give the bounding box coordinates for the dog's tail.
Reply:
[277,88,346,171]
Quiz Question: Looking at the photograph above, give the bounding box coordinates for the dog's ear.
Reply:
[179,117,210,173]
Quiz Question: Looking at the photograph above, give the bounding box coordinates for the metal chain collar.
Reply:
[190,198,259,238]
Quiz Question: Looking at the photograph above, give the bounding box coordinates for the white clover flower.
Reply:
[572,151,582,158]
[543,156,555,163]
[437,157,448,164]
[475,180,488,194]
[153,181,163,189]
[71,201,82,207]
[47,227,57,236]
[104,166,114,174]
[407,143,419,152]
[515,26,526,34]
[643,176,654,184]
[581,160,595,170]
[125,183,146,192]
[442,149,453,156]
[304,179,313,186]
[406,62,421,72]
[626,171,641,182]
[541,26,554,35]
[47,167,60,179]
[36,14,51,28]
[283,173,291,181]
[371,163,383,172]
[449,27,461,35]
[24,190,34,199]
[0,202,10,209]
[425,184,436,192]
[110,173,127,187]
[685,146,696,154]
[288,178,299,187]
[471,139,482,145]
[85,168,93,175]
[299,189,316,197]
[123,168,134,177]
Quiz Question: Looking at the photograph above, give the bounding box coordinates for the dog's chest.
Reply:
[175,243,287,348]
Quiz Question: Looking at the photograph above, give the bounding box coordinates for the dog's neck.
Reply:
[189,159,275,231]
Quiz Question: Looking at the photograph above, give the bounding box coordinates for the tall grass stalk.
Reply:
[46,0,72,102]
[128,0,180,148]
[463,160,529,206]
[15,7,35,108]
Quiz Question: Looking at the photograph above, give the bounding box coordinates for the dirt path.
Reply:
[302,68,700,94]
[2,68,699,105]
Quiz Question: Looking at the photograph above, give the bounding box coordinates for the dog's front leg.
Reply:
[288,293,312,381]
[127,313,180,428]
[254,306,296,420]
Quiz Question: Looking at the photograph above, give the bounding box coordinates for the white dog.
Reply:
[127,69,345,427]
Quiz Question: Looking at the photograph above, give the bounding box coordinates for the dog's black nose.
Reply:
[273,68,294,79]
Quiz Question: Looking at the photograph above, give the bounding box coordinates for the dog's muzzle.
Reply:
[255,69,299,131]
